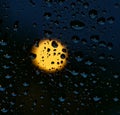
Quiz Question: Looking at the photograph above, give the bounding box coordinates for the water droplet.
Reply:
[58,0,65,5]
[5,75,12,79]
[29,0,36,6]
[0,40,7,46]
[11,92,17,97]
[80,72,88,78]
[71,2,76,8]
[58,82,63,87]
[83,2,89,8]
[97,17,105,25]
[108,55,114,60]
[80,82,84,86]
[93,96,101,102]
[60,54,65,59]
[47,48,50,52]
[29,53,36,60]
[113,74,119,79]
[62,48,67,53]
[114,2,120,8]
[10,101,15,106]
[98,53,105,60]
[85,60,93,66]
[0,86,5,92]
[113,97,119,102]
[98,41,107,47]
[107,42,113,50]
[45,0,53,7]
[4,54,11,59]
[90,35,99,42]
[99,66,106,71]
[32,22,37,27]
[107,16,115,24]
[23,82,29,87]
[81,38,87,44]
[13,20,19,31]
[51,61,54,64]
[73,90,79,95]
[89,9,98,19]
[51,40,58,48]
[23,91,28,95]
[1,108,8,113]
[74,51,83,62]
[2,65,10,69]
[71,35,80,43]
[44,12,51,20]
[92,80,97,84]
[44,30,52,37]
[66,69,79,76]
[70,20,85,30]
[58,97,65,102]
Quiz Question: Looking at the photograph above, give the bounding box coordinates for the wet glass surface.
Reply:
[0,0,120,114]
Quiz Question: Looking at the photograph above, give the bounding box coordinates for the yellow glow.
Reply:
[31,38,68,73]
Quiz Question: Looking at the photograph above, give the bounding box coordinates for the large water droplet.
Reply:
[51,40,58,48]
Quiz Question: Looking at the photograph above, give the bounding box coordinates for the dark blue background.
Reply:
[0,0,120,114]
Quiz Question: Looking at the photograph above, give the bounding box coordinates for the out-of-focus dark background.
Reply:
[0,0,120,114]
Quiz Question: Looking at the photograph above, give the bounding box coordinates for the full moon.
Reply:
[31,38,68,73]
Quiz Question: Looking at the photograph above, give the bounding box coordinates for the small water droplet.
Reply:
[90,35,99,42]
[1,108,8,113]
[113,97,119,102]
[32,22,37,27]
[62,48,67,53]
[80,72,88,78]
[107,42,113,50]
[83,2,89,8]
[81,38,87,44]
[113,74,119,79]
[98,41,107,47]
[70,20,85,30]
[5,75,12,79]
[98,53,105,60]
[93,96,101,102]
[89,9,98,19]
[23,82,29,87]
[44,30,52,37]
[71,35,80,43]
[13,20,19,31]
[60,54,65,59]
[0,86,5,92]
[44,12,51,20]
[29,53,36,60]
[97,17,105,25]
[107,16,115,24]
[58,97,65,102]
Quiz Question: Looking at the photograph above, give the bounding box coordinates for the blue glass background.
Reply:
[0,0,120,114]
